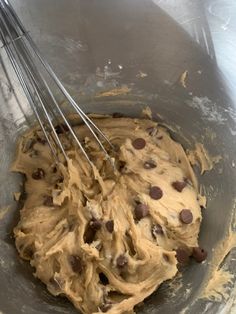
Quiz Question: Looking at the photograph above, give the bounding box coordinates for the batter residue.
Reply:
[12,117,206,314]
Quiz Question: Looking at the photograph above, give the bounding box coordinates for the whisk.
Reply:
[0,0,113,166]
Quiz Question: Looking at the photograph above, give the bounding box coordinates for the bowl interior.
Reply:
[0,0,236,313]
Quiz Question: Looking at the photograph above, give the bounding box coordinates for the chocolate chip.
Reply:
[105,220,114,233]
[149,186,163,200]
[192,247,207,263]
[100,303,112,313]
[43,195,53,206]
[179,209,193,224]
[172,181,187,192]
[84,226,96,244]
[116,254,128,268]
[112,112,124,118]
[84,219,102,244]
[157,136,163,140]
[176,248,189,264]
[69,255,83,273]
[55,124,69,134]
[143,160,157,169]
[32,168,45,180]
[152,224,164,237]
[99,272,109,285]
[90,218,102,231]
[132,138,146,150]
[134,203,149,220]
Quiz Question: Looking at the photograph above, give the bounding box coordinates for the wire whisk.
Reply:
[0,0,113,166]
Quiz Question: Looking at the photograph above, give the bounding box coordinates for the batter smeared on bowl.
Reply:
[12,117,207,314]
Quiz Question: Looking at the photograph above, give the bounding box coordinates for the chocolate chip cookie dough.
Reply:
[12,117,207,314]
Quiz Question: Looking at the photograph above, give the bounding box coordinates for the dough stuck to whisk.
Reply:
[12,117,204,314]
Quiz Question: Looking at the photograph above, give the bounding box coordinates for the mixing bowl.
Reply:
[0,0,236,313]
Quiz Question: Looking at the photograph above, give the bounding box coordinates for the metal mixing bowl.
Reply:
[0,1,236,313]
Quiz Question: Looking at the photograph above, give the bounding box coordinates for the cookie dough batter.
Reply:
[12,117,205,314]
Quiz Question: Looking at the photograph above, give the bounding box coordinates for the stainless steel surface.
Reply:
[0,0,236,314]
[0,0,112,165]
